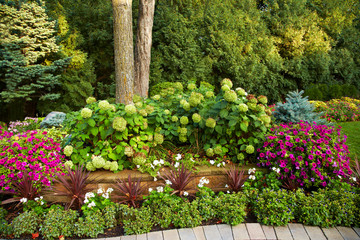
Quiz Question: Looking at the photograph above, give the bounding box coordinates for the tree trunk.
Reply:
[134,0,155,98]
[112,0,134,104]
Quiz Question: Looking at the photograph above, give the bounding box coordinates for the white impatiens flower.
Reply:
[165,180,172,185]
[151,164,155,169]
[154,177,158,182]
[102,193,109,199]
[97,188,104,194]
[217,163,221,167]
[137,165,140,169]
[85,192,95,200]
[174,162,180,168]
[183,191,189,196]
[198,177,210,188]
[248,168,256,175]
[107,188,114,193]
[209,160,215,165]
[352,177,357,182]
[34,197,39,201]
[225,184,229,188]
[84,199,89,204]
[88,201,96,208]
[222,162,225,166]
[20,198,27,203]
[159,159,165,165]
[153,160,160,166]
[249,175,256,180]
[148,188,153,192]
[157,186,164,193]
[175,154,182,161]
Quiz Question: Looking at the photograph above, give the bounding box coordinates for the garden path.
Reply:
[95,223,360,240]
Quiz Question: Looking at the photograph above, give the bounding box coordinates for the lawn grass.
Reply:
[337,121,360,162]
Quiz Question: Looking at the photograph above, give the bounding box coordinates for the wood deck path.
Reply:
[99,224,360,240]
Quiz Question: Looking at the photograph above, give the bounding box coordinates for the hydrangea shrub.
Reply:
[0,126,65,191]
[257,121,352,188]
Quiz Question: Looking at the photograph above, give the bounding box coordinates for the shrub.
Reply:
[7,117,42,133]
[12,210,42,238]
[252,189,296,226]
[273,90,326,125]
[119,204,153,235]
[81,187,115,216]
[40,112,66,128]
[40,206,78,240]
[195,186,217,221]
[0,127,65,191]
[304,84,359,101]
[75,210,105,238]
[213,192,248,226]
[257,121,352,188]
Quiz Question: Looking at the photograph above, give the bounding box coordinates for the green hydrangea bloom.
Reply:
[103,161,112,170]
[237,153,245,161]
[135,102,143,108]
[81,108,93,118]
[133,94,142,103]
[214,145,222,155]
[179,135,187,142]
[147,134,153,141]
[124,146,134,157]
[166,87,175,95]
[180,116,189,125]
[86,97,96,104]
[113,117,127,132]
[183,102,191,111]
[189,92,204,107]
[257,104,265,112]
[205,118,216,128]
[260,114,271,124]
[145,105,154,114]
[174,82,183,91]
[238,103,248,112]
[247,95,258,103]
[63,145,73,157]
[224,90,237,102]
[187,83,196,90]
[125,104,137,115]
[155,127,162,132]
[221,85,230,92]
[246,145,254,154]
[64,160,73,169]
[247,102,257,111]
[86,161,96,171]
[109,161,118,172]
[154,133,164,144]
[152,95,160,101]
[92,155,106,168]
[133,156,146,165]
[258,95,268,104]
[98,100,111,111]
[236,88,246,96]
[192,113,201,123]
[110,104,116,112]
[164,109,171,115]
[172,116,178,122]
[206,148,214,157]
[180,99,187,106]
[179,127,187,135]
[205,91,214,98]
[221,78,233,88]
[139,109,148,117]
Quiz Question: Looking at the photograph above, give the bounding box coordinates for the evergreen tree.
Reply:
[0,0,69,117]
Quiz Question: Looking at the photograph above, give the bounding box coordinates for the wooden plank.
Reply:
[337,226,360,240]
[322,227,344,240]
[246,223,266,240]
[232,224,250,240]
[217,224,234,240]
[353,228,360,237]
[303,226,326,240]
[261,225,277,240]
[203,225,222,240]
[178,228,196,240]
[193,226,207,240]
[163,229,180,240]
[122,235,137,240]
[122,236,137,240]
[288,223,309,240]
[147,231,163,240]
[274,226,293,240]
[136,234,148,240]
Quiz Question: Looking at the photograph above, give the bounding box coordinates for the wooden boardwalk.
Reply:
[100,223,360,240]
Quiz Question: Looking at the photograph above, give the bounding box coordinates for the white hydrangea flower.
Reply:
[157,186,164,193]
[148,188,153,192]
[183,191,189,196]
[20,198,27,203]
[165,180,172,185]
[209,160,215,165]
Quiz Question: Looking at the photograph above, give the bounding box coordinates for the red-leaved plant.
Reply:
[159,164,194,196]
[47,165,98,210]
[225,165,248,192]
[112,175,146,208]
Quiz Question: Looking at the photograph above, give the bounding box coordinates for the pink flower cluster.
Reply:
[0,125,65,191]
[257,121,352,188]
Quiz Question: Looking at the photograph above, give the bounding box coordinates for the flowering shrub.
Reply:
[81,187,114,216]
[311,97,360,122]
[7,117,41,133]
[257,121,352,188]
[0,126,65,191]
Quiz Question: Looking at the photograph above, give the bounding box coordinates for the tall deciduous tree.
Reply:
[112,0,135,104]
[134,0,155,98]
